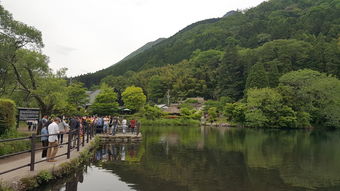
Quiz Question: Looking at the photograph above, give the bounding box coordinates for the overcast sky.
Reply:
[1,0,265,77]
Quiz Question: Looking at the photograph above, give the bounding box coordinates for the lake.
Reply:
[37,126,340,191]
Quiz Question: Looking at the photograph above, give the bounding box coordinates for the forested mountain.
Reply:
[76,0,340,101]
[119,38,166,63]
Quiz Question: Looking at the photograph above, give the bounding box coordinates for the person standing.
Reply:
[58,118,69,147]
[27,120,32,131]
[47,117,60,162]
[69,116,80,148]
[103,116,109,134]
[111,117,120,135]
[136,120,141,136]
[130,119,136,134]
[32,120,37,131]
[40,125,49,160]
[122,118,127,134]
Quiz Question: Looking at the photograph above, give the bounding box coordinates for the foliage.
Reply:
[140,118,200,126]
[245,88,297,128]
[66,82,88,107]
[180,108,202,120]
[208,107,218,123]
[224,102,246,125]
[91,85,118,116]
[203,100,219,113]
[245,63,269,90]
[278,69,340,128]
[0,182,13,191]
[142,105,164,120]
[122,86,146,112]
[0,128,31,156]
[36,170,53,184]
[0,99,16,135]
[147,75,168,104]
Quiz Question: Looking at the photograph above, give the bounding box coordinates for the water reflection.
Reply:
[39,127,340,191]
[95,143,140,162]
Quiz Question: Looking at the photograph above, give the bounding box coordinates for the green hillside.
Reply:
[76,0,340,99]
[119,38,166,63]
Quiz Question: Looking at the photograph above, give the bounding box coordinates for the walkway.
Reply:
[0,136,93,186]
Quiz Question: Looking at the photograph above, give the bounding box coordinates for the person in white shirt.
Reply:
[47,117,61,162]
[122,118,127,134]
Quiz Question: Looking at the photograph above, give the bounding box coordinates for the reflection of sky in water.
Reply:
[61,166,135,191]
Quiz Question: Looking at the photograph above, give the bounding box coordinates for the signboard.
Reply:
[18,107,40,121]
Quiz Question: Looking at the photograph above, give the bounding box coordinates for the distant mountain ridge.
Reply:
[119,38,166,63]
[75,0,340,88]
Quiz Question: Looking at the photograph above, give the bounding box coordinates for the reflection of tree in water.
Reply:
[36,167,87,191]
[96,127,340,191]
[65,170,84,191]
[39,127,340,191]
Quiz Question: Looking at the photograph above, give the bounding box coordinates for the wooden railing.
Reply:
[0,125,95,175]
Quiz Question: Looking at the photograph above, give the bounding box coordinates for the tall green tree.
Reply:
[278,69,340,128]
[0,5,69,115]
[91,85,118,116]
[217,46,244,100]
[147,75,168,104]
[67,82,88,107]
[245,63,269,90]
[122,86,146,112]
[245,88,297,128]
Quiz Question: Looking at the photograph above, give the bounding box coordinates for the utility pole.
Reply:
[167,89,170,106]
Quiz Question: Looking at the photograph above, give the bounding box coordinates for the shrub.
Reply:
[0,99,16,135]
[36,170,53,184]
[142,105,164,120]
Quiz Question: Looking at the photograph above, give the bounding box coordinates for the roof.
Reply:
[163,104,180,114]
[156,104,169,109]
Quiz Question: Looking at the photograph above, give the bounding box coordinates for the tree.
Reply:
[278,69,340,128]
[224,102,246,126]
[245,88,297,128]
[0,5,69,115]
[67,82,88,107]
[91,85,118,116]
[217,46,244,100]
[122,86,146,112]
[143,104,164,120]
[148,75,168,104]
[32,74,68,115]
[208,107,218,124]
[191,49,223,99]
[245,63,269,90]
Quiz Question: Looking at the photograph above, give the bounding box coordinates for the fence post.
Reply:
[67,131,71,159]
[82,127,85,147]
[77,129,80,151]
[30,134,36,171]
[92,124,94,137]
[86,125,89,143]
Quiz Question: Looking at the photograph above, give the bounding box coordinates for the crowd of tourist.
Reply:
[35,115,140,162]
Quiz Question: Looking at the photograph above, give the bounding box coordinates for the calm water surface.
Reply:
[38,126,340,191]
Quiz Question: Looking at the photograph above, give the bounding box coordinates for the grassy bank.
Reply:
[140,118,200,126]
[0,129,31,156]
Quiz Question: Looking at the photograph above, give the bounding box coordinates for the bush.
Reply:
[36,170,53,184]
[142,105,164,120]
[0,99,16,135]
[140,118,200,126]
[0,129,31,156]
